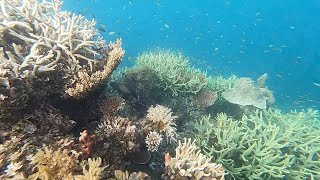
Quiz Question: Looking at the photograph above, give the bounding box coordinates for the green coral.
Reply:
[135,50,207,96]
[134,50,238,97]
[194,109,320,179]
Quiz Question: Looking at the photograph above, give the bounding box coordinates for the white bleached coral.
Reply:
[164,138,226,180]
[145,131,162,152]
[0,0,108,77]
[145,104,177,142]
[0,0,124,118]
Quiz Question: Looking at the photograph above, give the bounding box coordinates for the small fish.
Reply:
[109,31,115,35]
[289,26,295,29]
[164,24,170,28]
[98,28,106,32]
[91,11,95,20]
[99,24,107,28]
[313,82,320,87]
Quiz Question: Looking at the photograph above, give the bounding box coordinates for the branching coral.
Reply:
[96,116,138,152]
[145,131,162,152]
[29,146,79,179]
[28,146,105,180]
[75,157,106,180]
[163,138,226,180]
[206,75,238,95]
[113,170,150,180]
[66,39,125,98]
[0,0,124,119]
[145,104,178,142]
[194,109,320,179]
[135,50,207,96]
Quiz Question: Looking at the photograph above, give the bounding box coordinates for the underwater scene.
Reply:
[0,0,319,179]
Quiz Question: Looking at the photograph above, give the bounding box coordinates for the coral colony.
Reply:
[0,0,319,180]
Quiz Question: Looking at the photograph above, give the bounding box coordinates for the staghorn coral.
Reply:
[135,50,207,96]
[27,145,105,180]
[0,0,124,119]
[163,138,226,180]
[113,170,150,180]
[28,146,79,179]
[75,157,106,180]
[145,131,162,152]
[145,104,178,142]
[205,74,239,99]
[194,109,320,179]
[0,139,29,179]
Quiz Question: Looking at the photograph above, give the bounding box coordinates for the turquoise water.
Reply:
[63,0,320,111]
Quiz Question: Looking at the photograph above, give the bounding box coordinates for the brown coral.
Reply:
[66,39,125,98]
[194,90,218,108]
[28,146,79,180]
[99,96,125,116]
[79,130,96,158]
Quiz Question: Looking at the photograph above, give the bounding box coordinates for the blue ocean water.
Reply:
[63,0,320,111]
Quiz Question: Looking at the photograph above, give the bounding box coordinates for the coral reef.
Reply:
[194,109,320,179]
[79,130,97,157]
[145,131,162,152]
[135,50,207,96]
[145,105,178,142]
[0,1,317,179]
[193,89,218,109]
[163,138,226,180]
[113,170,150,180]
[0,0,124,120]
